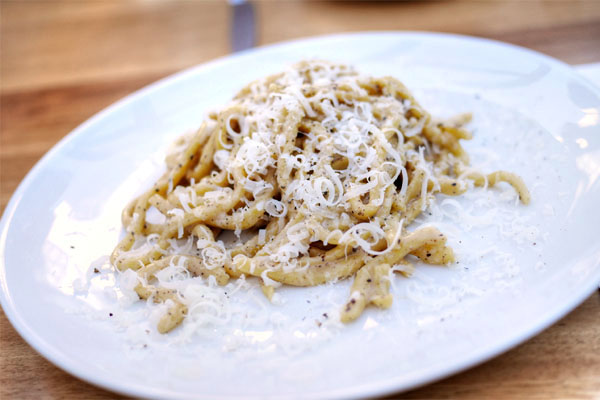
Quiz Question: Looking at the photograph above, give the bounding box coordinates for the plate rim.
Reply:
[1,31,599,399]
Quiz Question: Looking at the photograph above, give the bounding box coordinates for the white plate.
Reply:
[1,32,599,399]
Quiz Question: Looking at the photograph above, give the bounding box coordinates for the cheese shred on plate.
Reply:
[110,60,530,333]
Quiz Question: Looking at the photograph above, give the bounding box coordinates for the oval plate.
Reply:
[1,32,599,399]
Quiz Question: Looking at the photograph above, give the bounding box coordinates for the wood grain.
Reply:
[1,1,599,399]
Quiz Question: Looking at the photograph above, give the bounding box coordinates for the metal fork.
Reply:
[230,0,255,52]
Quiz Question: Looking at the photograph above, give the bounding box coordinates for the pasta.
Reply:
[111,61,529,333]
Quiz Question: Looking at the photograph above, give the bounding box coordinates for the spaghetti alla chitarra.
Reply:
[111,61,530,333]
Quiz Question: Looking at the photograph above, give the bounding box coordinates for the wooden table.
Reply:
[1,1,599,399]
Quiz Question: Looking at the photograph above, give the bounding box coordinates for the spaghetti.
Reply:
[111,61,530,333]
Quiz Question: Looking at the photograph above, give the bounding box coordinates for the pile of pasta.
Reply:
[111,61,529,333]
